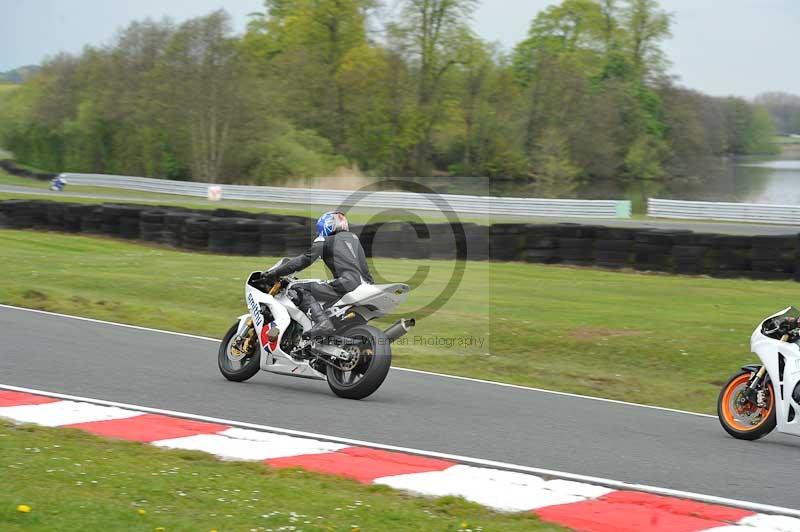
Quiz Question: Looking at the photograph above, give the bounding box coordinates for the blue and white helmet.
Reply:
[316,211,349,238]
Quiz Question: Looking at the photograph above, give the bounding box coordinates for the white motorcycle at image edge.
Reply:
[718,307,800,440]
[218,258,416,399]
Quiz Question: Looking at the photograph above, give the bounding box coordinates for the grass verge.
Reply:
[3,229,800,413]
[0,170,51,189]
[0,421,558,531]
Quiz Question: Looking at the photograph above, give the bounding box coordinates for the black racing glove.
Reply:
[262,271,278,286]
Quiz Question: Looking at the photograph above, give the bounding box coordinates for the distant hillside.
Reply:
[0,65,40,84]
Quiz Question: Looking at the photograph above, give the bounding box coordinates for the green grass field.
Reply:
[0,171,52,189]
[3,228,799,414]
[1,421,558,531]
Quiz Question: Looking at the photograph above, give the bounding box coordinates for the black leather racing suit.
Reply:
[271,230,374,310]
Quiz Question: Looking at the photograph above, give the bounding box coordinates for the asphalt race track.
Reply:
[2,305,799,510]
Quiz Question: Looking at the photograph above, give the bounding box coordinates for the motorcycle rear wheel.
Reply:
[326,324,391,400]
[218,322,260,382]
[717,369,776,440]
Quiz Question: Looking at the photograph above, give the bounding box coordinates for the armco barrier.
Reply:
[58,172,631,219]
[649,198,800,225]
[2,199,800,282]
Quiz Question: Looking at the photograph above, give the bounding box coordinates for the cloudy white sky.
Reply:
[1,0,798,98]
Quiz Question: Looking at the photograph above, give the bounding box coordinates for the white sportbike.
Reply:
[718,307,800,440]
[218,258,415,399]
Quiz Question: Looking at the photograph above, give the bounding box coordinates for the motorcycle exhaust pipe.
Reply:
[384,318,415,343]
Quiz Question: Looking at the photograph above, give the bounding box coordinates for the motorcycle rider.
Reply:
[262,211,374,339]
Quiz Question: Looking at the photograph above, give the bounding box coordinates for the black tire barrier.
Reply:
[183,217,211,250]
[80,206,105,234]
[6,198,800,283]
[208,217,240,254]
[465,224,489,261]
[163,212,197,247]
[232,219,261,255]
[258,221,287,257]
[45,202,66,230]
[285,222,315,255]
[429,223,465,260]
[100,206,122,236]
[524,225,559,264]
[29,201,49,229]
[707,235,751,276]
[633,241,671,273]
[281,215,313,225]
[595,226,637,241]
[750,236,797,278]
[595,239,633,269]
[351,224,373,256]
[672,245,708,275]
[556,223,601,239]
[212,208,254,219]
[634,229,676,246]
[64,204,87,232]
[707,253,750,276]
[490,224,525,261]
[558,237,594,266]
[101,204,146,239]
[367,222,402,259]
[367,221,434,260]
[140,210,167,243]
[633,230,687,272]
[0,200,36,229]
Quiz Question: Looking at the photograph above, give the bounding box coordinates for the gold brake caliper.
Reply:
[231,318,256,358]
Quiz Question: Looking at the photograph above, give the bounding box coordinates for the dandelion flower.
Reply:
[138,509,147,516]
[17,504,32,513]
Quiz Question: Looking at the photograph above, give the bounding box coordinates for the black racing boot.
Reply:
[303,301,335,340]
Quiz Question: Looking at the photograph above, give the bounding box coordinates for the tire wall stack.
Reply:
[2,198,800,282]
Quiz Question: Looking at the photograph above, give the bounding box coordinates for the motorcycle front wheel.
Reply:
[218,322,261,382]
[717,369,777,440]
[327,324,391,400]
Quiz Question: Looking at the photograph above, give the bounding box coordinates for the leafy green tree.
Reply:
[755,92,800,136]
[621,0,671,82]
[391,0,478,173]
[243,0,373,149]
[533,128,581,196]
[155,11,244,181]
[62,100,109,172]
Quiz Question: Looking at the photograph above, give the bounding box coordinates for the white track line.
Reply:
[1,383,798,518]
[0,303,219,343]
[0,303,715,419]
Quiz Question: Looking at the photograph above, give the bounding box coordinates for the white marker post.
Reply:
[207,185,223,201]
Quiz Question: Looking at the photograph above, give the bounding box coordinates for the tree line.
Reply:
[0,0,782,196]
[756,92,800,136]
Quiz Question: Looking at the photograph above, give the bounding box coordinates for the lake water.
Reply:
[593,154,800,210]
[283,147,800,207]
[734,160,800,204]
